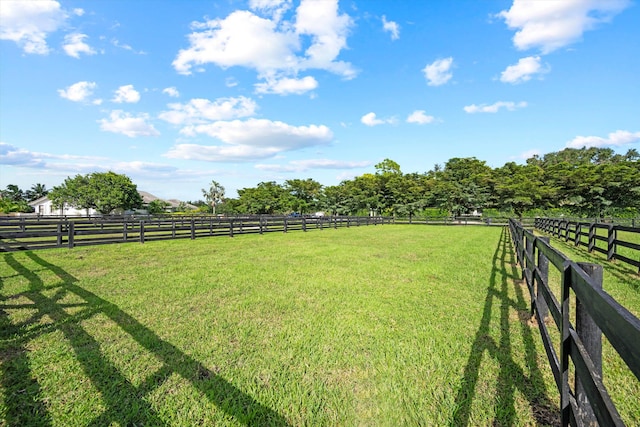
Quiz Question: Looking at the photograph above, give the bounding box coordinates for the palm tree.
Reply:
[202,180,225,215]
[27,183,48,201]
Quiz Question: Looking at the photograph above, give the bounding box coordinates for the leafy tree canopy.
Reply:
[49,172,142,215]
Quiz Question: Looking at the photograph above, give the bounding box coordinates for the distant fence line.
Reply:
[536,217,640,273]
[394,216,536,227]
[509,219,640,427]
[0,215,390,252]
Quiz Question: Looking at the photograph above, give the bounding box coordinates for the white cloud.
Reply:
[249,0,292,21]
[254,76,318,95]
[58,81,99,103]
[112,85,141,103]
[566,130,640,149]
[165,118,333,162]
[423,57,453,86]
[63,33,96,58]
[0,142,190,182]
[173,10,297,75]
[173,0,355,92]
[162,87,180,97]
[361,112,395,126]
[99,110,160,137]
[406,110,436,124]
[0,142,109,169]
[0,142,46,167]
[255,158,371,172]
[500,56,549,84]
[111,38,146,55]
[73,8,85,16]
[0,0,67,54]
[382,15,400,40]
[294,0,354,76]
[498,0,630,54]
[518,149,541,160]
[159,96,257,125]
[464,101,528,114]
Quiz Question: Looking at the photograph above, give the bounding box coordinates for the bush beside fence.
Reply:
[509,219,640,426]
[0,215,389,252]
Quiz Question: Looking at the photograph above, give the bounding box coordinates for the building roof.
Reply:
[28,195,51,206]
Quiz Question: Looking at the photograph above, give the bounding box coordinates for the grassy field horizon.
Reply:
[1,225,635,426]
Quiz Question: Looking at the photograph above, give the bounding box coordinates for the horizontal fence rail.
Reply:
[536,218,640,273]
[509,219,640,426]
[0,215,390,252]
[393,216,536,227]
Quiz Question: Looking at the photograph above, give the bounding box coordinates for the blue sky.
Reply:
[1,0,639,201]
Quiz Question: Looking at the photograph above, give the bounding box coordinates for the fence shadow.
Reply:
[451,227,559,426]
[1,251,290,426]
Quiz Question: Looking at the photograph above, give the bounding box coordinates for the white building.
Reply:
[28,196,97,216]
[28,191,196,216]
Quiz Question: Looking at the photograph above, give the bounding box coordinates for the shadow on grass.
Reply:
[1,251,290,426]
[451,227,559,427]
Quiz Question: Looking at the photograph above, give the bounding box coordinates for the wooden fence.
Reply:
[394,216,536,227]
[509,219,640,426]
[536,218,640,273]
[0,215,390,252]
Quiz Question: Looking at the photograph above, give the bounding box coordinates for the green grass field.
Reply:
[0,225,636,426]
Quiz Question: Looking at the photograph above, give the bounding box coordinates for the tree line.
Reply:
[219,147,639,218]
[2,147,639,218]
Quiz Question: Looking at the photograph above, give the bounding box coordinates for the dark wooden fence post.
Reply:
[67,222,75,248]
[574,223,581,246]
[575,262,603,426]
[302,217,307,232]
[229,219,234,237]
[588,223,595,253]
[525,230,535,310]
[123,220,128,242]
[607,225,615,261]
[190,218,196,239]
[284,218,288,233]
[560,263,572,427]
[536,237,550,320]
[139,221,145,243]
[259,217,264,235]
[57,223,63,247]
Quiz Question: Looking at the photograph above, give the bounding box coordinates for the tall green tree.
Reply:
[26,183,48,201]
[237,181,292,214]
[284,178,322,213]
[202,180,225,214]
[494,162,553,217]
[49,175,93,214]
[1,184,25,202]
[49,172,142,215]
[432,157,493,216]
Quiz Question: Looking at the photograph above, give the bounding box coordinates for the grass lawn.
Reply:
[1,225,576,426]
